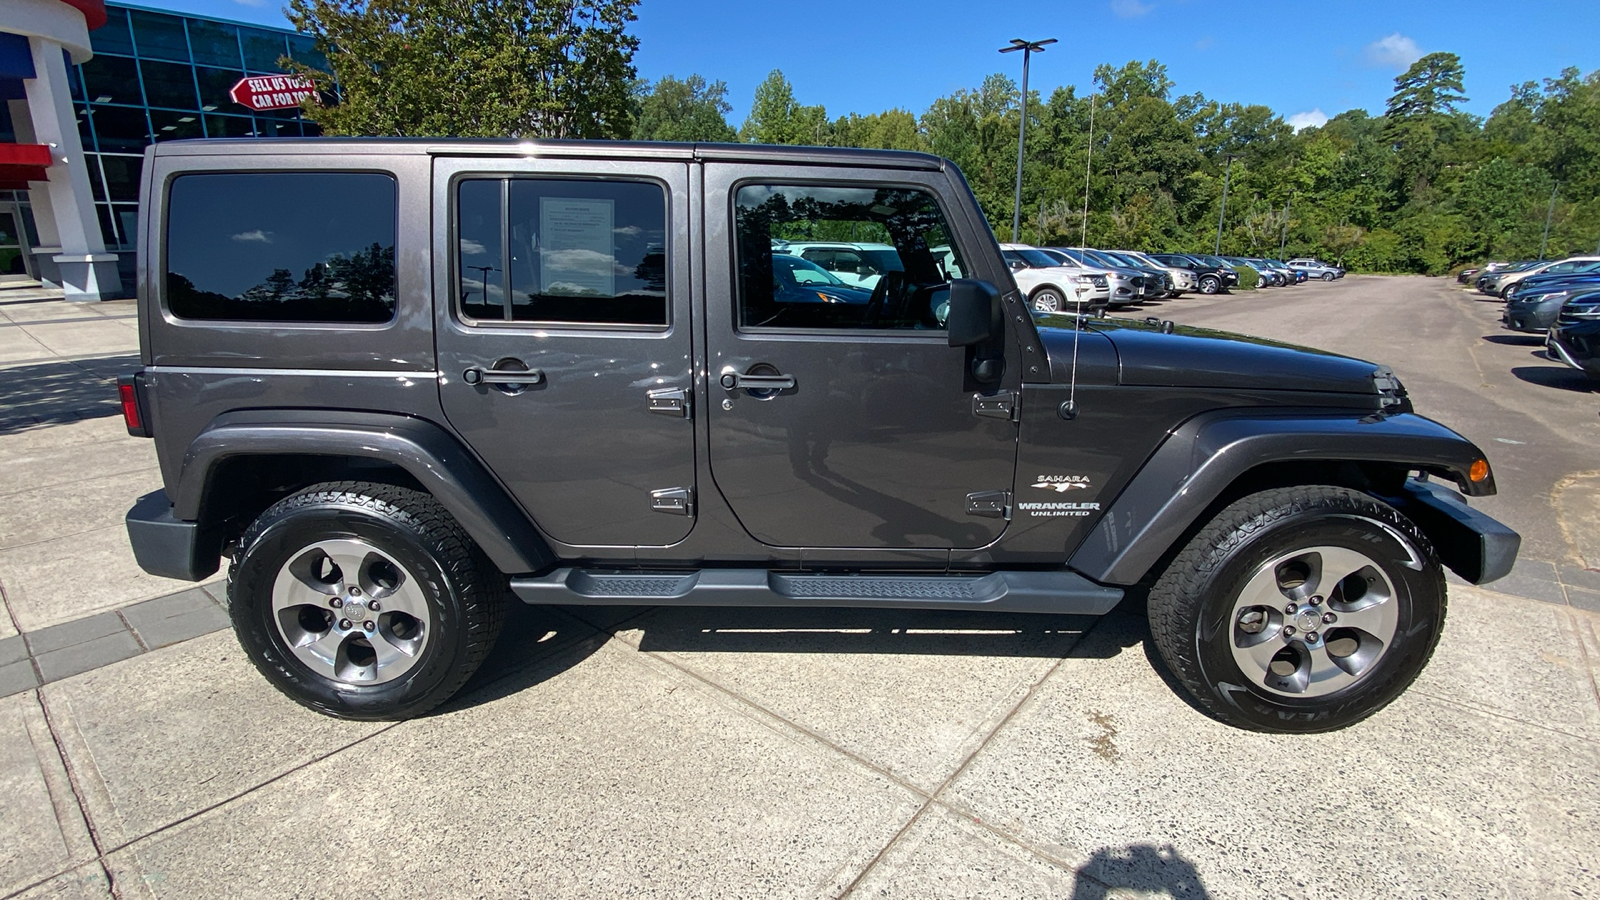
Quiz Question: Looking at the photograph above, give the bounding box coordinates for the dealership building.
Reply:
[1,0,322,299]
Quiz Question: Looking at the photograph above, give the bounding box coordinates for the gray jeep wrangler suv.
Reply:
[121,139,1517,733]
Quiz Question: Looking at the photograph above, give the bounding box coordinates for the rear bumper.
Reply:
[1396,478,1519,585]
[126,490,219,582]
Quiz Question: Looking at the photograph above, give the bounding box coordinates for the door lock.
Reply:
[647,387,690,418]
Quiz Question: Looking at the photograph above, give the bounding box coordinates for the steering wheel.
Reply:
[863,271,906,328]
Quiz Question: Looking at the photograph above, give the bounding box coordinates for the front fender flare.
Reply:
[175,410,554,575]
[1069,411,1496,586]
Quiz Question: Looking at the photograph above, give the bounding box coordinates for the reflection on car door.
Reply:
[701,166,1019,550]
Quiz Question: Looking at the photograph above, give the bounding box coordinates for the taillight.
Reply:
[117,373,150,437]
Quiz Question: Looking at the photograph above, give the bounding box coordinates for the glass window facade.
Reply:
[77,4,329,250]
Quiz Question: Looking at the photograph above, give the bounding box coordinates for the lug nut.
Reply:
[1310,595,1324,606]
[1284,626,1297,638]
[367,600,380,611]
[363,621,376,633]
[1284,603,1298,615]
[350,587,362,597]
[1306,631,1320,643]
[1323,612,1337,624]
[338,618,352,630]
[329,597,343,608]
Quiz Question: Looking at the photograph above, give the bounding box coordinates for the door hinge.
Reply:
[650,487,693,516]
[972,391,1018,422]
[966,490,1012,520]
[647,387,690,418]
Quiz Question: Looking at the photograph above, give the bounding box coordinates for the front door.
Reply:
[702,166,1019,550]
[0,199,33,283]
[433,158,696,548]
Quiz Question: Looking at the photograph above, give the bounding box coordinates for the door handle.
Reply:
[463,366,544,386]
[719,372,795,391]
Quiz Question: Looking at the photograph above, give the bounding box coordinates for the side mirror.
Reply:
[946,279,1002,347]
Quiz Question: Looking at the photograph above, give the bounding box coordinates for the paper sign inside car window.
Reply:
[539,198,615,298]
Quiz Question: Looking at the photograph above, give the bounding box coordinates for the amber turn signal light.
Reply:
[1469,458,1490,483]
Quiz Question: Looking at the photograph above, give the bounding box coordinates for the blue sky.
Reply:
[151,0,1599,129]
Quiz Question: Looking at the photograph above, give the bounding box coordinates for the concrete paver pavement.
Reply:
[2,279,1600,897]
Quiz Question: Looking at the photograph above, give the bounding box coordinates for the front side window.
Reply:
[165,172,397,323]
[455,177,668,327]
[734,183,965,331]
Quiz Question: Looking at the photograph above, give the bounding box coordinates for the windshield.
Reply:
[772,254,845,287]
[1082,249,1124,269]
[1006,248,1064,268]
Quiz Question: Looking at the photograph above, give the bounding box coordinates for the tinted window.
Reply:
[140,59,200,110]
[734,184,963,331]
[166,172,397,323]
[455,178,668,326]
[186,20,242,69]
[129,10,190,62]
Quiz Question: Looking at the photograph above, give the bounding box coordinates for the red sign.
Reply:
[229,75,317,112]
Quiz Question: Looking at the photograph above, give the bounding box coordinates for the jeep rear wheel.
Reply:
[228,481,505,720]
[1147,486,1445,733]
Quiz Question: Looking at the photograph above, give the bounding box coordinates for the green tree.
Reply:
[1383,52,1472,197]
[740,70,828,145]
[632,74,737,142]
[831,109,924,151]
[285,0,639,138]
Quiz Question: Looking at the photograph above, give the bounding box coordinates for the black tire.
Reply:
[1030,287,1064,312]
[1199,275,1220,294]
[1146,485,1445,733]
[228,481,506,720]
[1321,272,1335,282]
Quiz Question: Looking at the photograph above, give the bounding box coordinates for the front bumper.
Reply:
[1396,478,1519,585]
[126,490,219,582]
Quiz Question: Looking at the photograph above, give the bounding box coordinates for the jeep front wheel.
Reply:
[228,481,505,720]
[1147,486,1445,733]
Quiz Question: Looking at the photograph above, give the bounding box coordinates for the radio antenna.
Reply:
[1081,93,1094,248]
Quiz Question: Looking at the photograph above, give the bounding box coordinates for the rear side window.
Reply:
[165,172,397,323]
[454,177,668,327]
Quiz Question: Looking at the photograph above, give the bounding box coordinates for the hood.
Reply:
[1039,317,1384,394]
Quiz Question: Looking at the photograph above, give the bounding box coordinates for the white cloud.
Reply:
[231,229,272,243]
[1365,33,1422,70]
[1287,109,1329,131]
[459,239,487,256]
[233,0,267,7]
[613,225,642,236]
[1110,0,1153,17]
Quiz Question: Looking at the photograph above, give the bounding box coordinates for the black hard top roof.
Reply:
[150,138,948,171]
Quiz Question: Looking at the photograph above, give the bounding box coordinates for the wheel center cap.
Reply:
[344,599,369,623]
[1296,609,1322,633]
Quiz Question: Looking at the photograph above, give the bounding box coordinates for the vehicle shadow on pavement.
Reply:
[1071,842,1214,899]
[0,353,136,435]
[436,601,609,714]
[1511,365,1598,393]
[1480,334,1543,346]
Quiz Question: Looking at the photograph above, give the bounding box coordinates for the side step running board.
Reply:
[510,569,1123,615]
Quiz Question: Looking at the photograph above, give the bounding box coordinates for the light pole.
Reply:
[1213,153,1239,255]
[1539,182,1559,260]
[1278,193,1293,258]
[1000,37,1055,243]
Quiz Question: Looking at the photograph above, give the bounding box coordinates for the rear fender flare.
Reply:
[175,410,554,575]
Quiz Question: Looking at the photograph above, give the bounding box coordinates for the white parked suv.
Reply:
[779,241,904,290]
[998,243,1108,312]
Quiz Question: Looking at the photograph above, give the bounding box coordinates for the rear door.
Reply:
[432,156,696,548]
[701,164,1019,550]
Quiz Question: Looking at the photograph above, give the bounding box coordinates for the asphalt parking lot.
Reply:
[2,277,1598,899]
